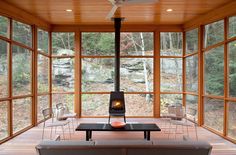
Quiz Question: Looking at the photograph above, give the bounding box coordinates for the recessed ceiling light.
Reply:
[166,9,173,12]
[66,9,72,12]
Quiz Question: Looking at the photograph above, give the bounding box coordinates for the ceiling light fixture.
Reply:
[166,9,173,12]
[66,9,72,12]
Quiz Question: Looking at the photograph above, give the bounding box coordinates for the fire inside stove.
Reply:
[111,100,123,110]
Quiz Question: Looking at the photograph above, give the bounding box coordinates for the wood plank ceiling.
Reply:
[3,0,234,25]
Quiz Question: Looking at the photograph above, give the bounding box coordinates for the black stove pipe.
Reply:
[114,18,122,92]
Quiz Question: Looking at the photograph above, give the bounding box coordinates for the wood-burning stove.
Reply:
[108,91,126,123]
[108,18,126,123]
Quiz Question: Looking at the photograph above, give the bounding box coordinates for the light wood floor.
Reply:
[0,118,236,155]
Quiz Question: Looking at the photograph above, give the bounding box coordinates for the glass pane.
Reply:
[52,32,74,56]
[186,55,198,92]
[82,58,114,92]
[52,58,74,92]
[13,98,32,133]
[161,58,182,92]
[37,95,49,122]
[228,41,236,97]
[125,94,153,116]
[0,16,9,38]
[0,101,9,140]
[186,29,198,54]
[120,32,154,56]
[160,32,182,56]
[186,95,198,121]
[82,32,114,56]
[38,55,49,93]
[37,29,49,54]
[228,102,236,139]
[204,97,224,133]
[13,20,32,47]
[120,58,153,92]
[0,40,9,98]
[229,16,236,39]
[81,94,109,116]
[204,20,224,48]
[160,94,183,115]
[52,94,74,111]
[12,45,32,96]
[204,46,224,96]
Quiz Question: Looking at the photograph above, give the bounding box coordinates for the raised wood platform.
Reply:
[0,118,236,155]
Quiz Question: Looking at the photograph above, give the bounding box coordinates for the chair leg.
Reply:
[62,126,65,140]
[195,123,198,140]
[108,115,111,124]
[68,123,71,139]
[42,122,45,140]
[50,127,53,140]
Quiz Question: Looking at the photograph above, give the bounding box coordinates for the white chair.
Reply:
[42,108,71,140]
[168,106,198,140]
[56,103,78,131]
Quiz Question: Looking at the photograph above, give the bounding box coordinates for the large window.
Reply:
[228,41,236,97]
[229,16,236,39]
[13,20,32,47]
[204,20,224,48]
[0,101,9,140]
[228,102,236,139]
[160,32,183,115]
[204,46,224,96]
[12,45,32,96]
[185,28,199,122]
[186,29,198,54]
[0,16,9,38]
[13,98,32,133]
[81,32,154,116]
[204,97,224,132]
[0,40,9,98]
[51,32,75,111]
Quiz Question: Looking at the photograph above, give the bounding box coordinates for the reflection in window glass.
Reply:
[186,95,198,121]
[186,55,198,92]
[186,29,198,54]
[0,40,9,98]
[0,101,9,140]
[38,55,49,93]
[12,45,32,96]
[228,41,236,97]
[82,58,114,92]
[81,94,109,116]
[125,94,153,116]
[52,58,74,92]
[204,46,224,96]
[161,58,182,92]
[38,29,49,54]
[228,102,236,139]
[37,95,49,122]
[52,94,74,111]
[120,58,153,92]
[229,16,236,39]
[204,97,224,133]
[0,16,9,38]
[52,32,74,56]
[160,32,182,56]
[204,20,224,48]
[13,98,32,133]
[160,94,183,115]
[120,32,154,56]
[82,32,114,56]
[13,20,32,47]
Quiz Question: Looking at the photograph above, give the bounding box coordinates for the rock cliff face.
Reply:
[52,49,74,90]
